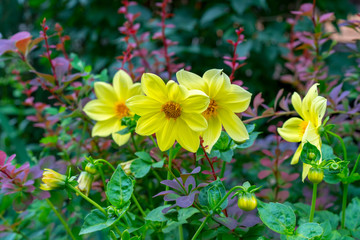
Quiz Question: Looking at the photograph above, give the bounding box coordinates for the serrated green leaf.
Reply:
[236,132,260,149]
[106,165,133,208]
[199,180,227,210]
[152,160,164,168]
[258,202,296,235]
[295,222,323,239]
[345,197,360,230]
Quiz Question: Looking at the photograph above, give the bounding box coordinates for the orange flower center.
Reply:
[299,120,309,136]
[202,99,218,119]
[115,102,130,119]
[162,101,181,119]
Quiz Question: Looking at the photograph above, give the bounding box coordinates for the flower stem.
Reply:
[309,183,318,222]
[131,133,139,152]
[327,131,347,161]
[165,148,174,193]
[150,135,158,148]
[341,183,348,229]
[46,198,76,240]
[95,159,116,171]
[191,215,211,240]
[69,184,106,215]
[220,161,226,179]
[132,194,146,217]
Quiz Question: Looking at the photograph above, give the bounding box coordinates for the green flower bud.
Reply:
[85,163,97,175]
[308,167,324,184]
[308,152,316,161]
[237,193,257,211]
[76,171,94,196]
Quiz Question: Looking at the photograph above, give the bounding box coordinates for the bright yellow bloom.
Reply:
[176,69,251,152]
[83,70,141,146]
[126,73,210,152]
[40,168,67,191]
[277,84,327,181]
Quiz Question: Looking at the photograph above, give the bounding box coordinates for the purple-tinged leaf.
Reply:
[52,57,70,81]
[164,193,180,201]
[161,179,183,192]
[153,190,177,198]
[162,204,176,214]
[0,39,16,56]
[10,31,31,41]
[319,13,334,23]
[185,175,196,192]
[176,192,197,208]
[213,215,238,230]
[0,151,6,165]
[258,170,272,179]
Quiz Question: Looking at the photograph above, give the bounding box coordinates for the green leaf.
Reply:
[258,202,296,235]
[145,205,171,222]
[236,131,260,149]
[200,4,228,26]
[121,230,130,240]
[106,165,134,208]
[199,180,227,210]
[134,152,153,163]
[130,158,151,178]
[116,127,130,135]
[321,144,336,160]
[345,197,360,230]
[316,210,339,230]
[220,149,234,163]
[79,209,117,235]
[246,124,256,133]
[213,131,231,151]
[299,142,321,164]
[178,207,199,221]
[40,135,58,144]
[295,222,323,239]
[152,160,164,168]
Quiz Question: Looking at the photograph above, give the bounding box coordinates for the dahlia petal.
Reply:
[156,119,176,151]
[201,116,222,152]
[141,73,168,103]
[277,117,304,143]
[218,108,249,142]
[176,118,200,153]
[136,112,165,136]
[181,112,208,132]
[217,84,251,113]
[94,82,118,103]
[113,70,133,101]
[126,95,162,116]
[83,100,116,121]
[112,131,131,146]
[181,90,209,113]
[176,69,207,92]
[92,118,120,137]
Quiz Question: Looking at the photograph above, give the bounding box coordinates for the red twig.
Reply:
[224,27,246,82]
[159,0,172,79]
[200,137,217,181]
[41,18,58,86]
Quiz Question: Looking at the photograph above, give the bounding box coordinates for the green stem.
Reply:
[69,184,123,234]
[327,131,347,161]
[46,199,76,240]
[131,133,139,151]
[350,154,360,177]
[132,194,146,217]
[191,215,211,240]
[179,221,184,240]
[309,183,318,222]
[150,135,158,148]
[95,159,116,171]
[151,169,163,183]
[69,184,106,215]
[220,161,226,179]
[165,148,174,193]
[341,184,349,229]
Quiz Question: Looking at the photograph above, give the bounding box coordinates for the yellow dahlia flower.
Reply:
[40,168,67,191]
[126,73,210,152]
[277,84,327,180]
[176,69,251,152]
[83,70,141,146]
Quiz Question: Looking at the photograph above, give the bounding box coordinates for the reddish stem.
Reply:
[160,0,172,79]
[200,138,217,181]
[41,18,58,86]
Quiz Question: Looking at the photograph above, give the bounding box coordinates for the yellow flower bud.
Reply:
[237,193,257,211]
[120,160,134,175]
[40,168,67,191]
[308,167,324,184]
[76,171,94,196]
